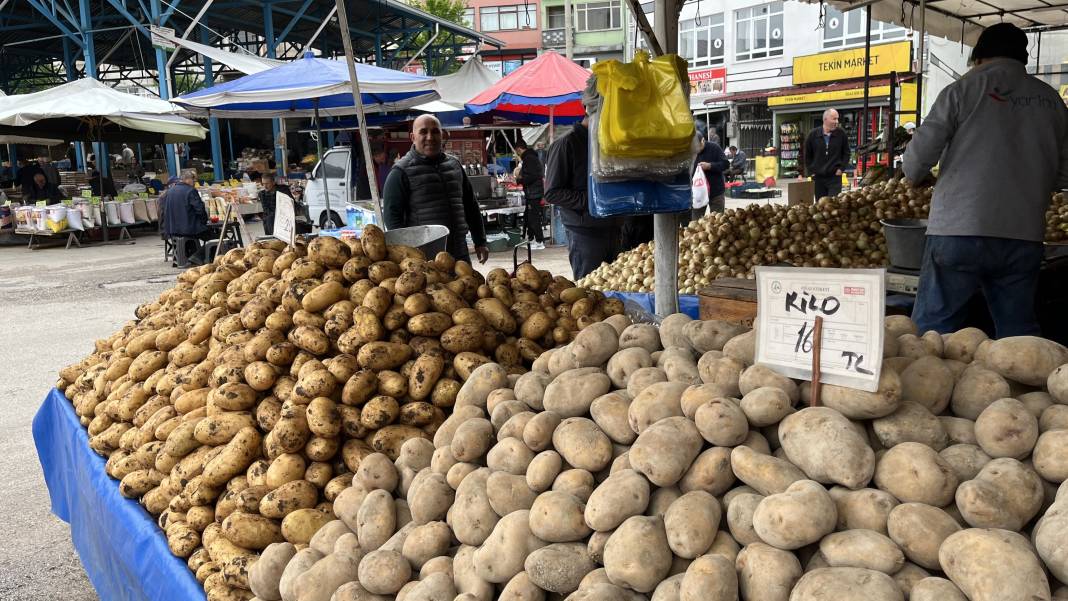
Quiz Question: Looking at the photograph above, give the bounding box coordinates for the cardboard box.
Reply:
[786,180,815,206]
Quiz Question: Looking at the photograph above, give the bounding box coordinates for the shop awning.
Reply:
[705,76,914,107]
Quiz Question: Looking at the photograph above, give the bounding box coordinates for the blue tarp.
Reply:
[175,53,439,118]
[604,291,701,319]
[33,389,205,601]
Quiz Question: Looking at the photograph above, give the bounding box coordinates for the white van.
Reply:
[303,146,356,229]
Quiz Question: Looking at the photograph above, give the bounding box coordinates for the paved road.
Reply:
[0,225,572,600]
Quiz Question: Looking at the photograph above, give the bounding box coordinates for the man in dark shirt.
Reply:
[514,140,546,248]
[162,170,211,266]
[26,172,62,203]
[804,108,851,200]
[17,160,43,193]
[692,125,730,222]
[258,172,292,236]
[726,146,747,179]
[544,113,620,279]
[382,115,489,264]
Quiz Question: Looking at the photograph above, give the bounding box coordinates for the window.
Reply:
[822,7,906,49]
[546,5,566,29]
[735,2,783,61]
[576,0,621,32]
[317,151,348,180]
[480,4,537,32]
[462,8,475,27]
[679,13,724,67]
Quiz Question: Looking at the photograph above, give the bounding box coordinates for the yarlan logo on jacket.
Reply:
[988,86,1055,110]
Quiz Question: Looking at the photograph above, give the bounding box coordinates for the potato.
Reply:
[981,336,1068,386]
[455,363,510,410]
[696,354,743,396]
[221,511,283,549]
[736,542,802,601]
[750,480,836,550]
[939,528,1051,601]
[292,551,361,601]
[541,367,612,419]
[974,398,1039,459]
[280,508,331,545]
[820,529,904,574]
[691,397,747,447]
[871,401,948,451]
[259,479,318,519]
[1033,430,1068,483]
[626,367,668,398]
[570,322,619,367]
[685,320,747,354]
[201,427,261,488]
[552,418,614,473]
[248,542,296,601]
[739,386,793,427]
[485,471,537,516]
[628,381,689,434]
[472,510,547,583]
[874,442,958,507]
[524,543,596,595]
[951,365,1010,420]
[790,568,902,601]
[449,468,498,546]
[730,445,805,496]
[663,491,719,559]
[900,356,955,414]
[738,364,799,403]
[777,407,874,489]
[955,458,1043,530]
[529,491,590,543]
[357,342,412,371]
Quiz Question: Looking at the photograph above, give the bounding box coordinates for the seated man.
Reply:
[161,170,212,266]
[26,172,63,203]
[726,146,747,179]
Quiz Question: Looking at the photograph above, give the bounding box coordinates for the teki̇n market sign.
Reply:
[792,40,912,85]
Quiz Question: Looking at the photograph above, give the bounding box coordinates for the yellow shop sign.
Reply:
[769,85,891,107]
[793,41,912,85]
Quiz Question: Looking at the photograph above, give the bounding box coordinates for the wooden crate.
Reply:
[698,278,757,327]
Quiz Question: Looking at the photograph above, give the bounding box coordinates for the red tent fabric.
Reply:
[465,51,590,123]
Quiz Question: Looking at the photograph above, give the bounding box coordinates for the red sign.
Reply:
[689,67,727,96]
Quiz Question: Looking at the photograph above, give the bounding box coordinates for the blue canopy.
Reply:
[174,53,439,119]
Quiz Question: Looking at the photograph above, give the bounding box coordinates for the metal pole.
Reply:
[564,0,574,60]
[915,0,926,127]
[886,71,897,168]
[861,6,872,160]
[149,0,178,177]
[334,0,383,226]
[315,103,332,228]
[305,6,337,51]
[652,0,679,317]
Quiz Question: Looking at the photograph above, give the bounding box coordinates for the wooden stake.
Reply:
[810,316,824,407]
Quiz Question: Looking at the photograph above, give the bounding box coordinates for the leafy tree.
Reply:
[407,0,470,75]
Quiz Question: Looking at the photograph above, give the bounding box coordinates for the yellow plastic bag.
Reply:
[593,51,695,159]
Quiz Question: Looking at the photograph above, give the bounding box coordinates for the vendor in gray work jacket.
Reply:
[903,23,1068,337]
[383,114,489,264]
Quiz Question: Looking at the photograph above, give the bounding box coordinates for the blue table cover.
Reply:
[603,291,700,319]
[33,388,206,601]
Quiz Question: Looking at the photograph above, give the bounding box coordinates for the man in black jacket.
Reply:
[803,108,851,199]
[514,140,546,248]
[544,115,620,279]
[162,170,211,266]
[383,115,489,264]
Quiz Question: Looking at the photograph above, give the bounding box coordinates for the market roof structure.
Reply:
[802,0,1068,45]
[0,0,503,94]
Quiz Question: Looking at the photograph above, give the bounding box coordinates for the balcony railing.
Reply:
[542,28,567,48]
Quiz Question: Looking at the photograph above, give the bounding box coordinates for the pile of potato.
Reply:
[579,179,933,293]
[249,312,1068,601]
[55,224,621,601]
[1047,192,1067,243]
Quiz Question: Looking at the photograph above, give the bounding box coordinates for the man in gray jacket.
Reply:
[904,23,1068,337]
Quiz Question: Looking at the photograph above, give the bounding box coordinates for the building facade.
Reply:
[462,0,542,75]
[625,1,970,177]
[540,0,629,65]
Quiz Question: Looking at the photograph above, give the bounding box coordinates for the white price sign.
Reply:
[755,267,885,392]
[150,25,176,50]
[273,192,297,247]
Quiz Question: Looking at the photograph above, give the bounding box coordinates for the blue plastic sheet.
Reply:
[603,291,700,319]
[33,389,206,601]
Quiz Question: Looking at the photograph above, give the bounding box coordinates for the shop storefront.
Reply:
[766,41,916,179]
[688,67,729,142]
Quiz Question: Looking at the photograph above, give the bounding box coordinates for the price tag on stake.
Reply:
[755,267,885,393]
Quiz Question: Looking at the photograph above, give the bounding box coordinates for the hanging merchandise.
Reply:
[593,51,695,159]
[588,110,693,218]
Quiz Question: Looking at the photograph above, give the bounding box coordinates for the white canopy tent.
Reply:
[425,58,501,108]
[0,90,63,146]
[152,29,284,75]
[0,78,206,143]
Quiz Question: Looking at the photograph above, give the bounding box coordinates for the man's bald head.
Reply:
[411,114,444,157]
[822,108,840,132]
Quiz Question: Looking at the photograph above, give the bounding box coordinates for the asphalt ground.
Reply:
[0,222,572,600]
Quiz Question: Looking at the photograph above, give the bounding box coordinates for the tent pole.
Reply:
[652,0,680,317]
[915,0,926,127]
[315,103,333,228]
[335,0,383,226]
[861,6,872,174]
[549,106,555,143]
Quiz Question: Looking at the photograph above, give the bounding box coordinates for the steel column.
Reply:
[265,3,285,174]
[652,0,680,317]
[149,0,178,176]
[916,0,926,126]
[203,28,224,182]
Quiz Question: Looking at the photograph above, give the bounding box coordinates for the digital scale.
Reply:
[886,266,920,295]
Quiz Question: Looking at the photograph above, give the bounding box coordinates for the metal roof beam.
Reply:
[103,0,152,38]
[160,0,182,25]
[24,0,84,47]
[276,0,315,45]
